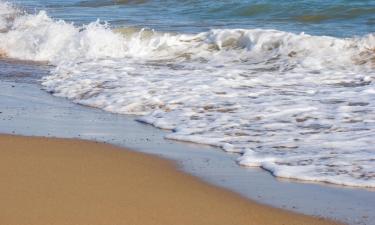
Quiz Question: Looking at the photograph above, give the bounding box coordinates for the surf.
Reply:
[0,1,374,188]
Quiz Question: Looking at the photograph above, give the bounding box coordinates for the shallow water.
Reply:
[10,0,375,36]
[1,75,374,225]
[0,0,374,188]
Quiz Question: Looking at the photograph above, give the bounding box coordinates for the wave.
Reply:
[76,0,148,8]
[295,6,375,23]
[0,3,374,68]
[0,1,374,188]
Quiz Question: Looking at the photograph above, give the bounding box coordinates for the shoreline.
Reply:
[0,0,374,223]
[0,78,374,225]
[0,134,342,225]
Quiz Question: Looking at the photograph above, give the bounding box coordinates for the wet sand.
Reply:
[1,80,374,225]
[0,134,341,225]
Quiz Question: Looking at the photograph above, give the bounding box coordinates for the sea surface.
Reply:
[0,0,374,188]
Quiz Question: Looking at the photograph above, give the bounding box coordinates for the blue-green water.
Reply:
[1,0,374,189]
[12,0,375,36]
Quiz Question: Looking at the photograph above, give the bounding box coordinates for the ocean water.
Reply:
[0,0,374,188]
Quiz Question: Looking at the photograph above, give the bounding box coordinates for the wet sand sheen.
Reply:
[0,135,341,225]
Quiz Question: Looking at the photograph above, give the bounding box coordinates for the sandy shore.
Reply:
[0,134,341,225]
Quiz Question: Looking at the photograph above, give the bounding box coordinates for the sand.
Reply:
[0,49,6,58]
[0,135,342,225]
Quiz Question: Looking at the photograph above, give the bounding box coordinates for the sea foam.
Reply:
[0,1,374,188]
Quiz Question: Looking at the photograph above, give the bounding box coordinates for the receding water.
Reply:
[0,0,374,188]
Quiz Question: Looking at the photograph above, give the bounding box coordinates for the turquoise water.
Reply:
[12,0,375,36]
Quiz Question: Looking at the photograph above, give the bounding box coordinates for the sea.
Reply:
[0,0,374,188]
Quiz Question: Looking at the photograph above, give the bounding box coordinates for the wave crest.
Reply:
[1,1,375,188]
[0,1,374,71]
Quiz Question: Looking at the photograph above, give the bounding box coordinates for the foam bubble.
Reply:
[1,1,374,188]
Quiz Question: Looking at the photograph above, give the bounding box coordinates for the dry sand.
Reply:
[0,135,342,225]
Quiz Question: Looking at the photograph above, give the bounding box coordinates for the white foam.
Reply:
[1,1,374,188]
[0,1,17,31]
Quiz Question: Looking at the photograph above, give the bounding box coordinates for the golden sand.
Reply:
[0,135,342,225]
[0,49,7,58]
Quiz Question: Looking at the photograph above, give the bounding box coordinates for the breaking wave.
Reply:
[0,1,374,188]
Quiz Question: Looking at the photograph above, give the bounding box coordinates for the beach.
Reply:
[1,73,374,225]
[0,134,342,225]
[0,0,374,224]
